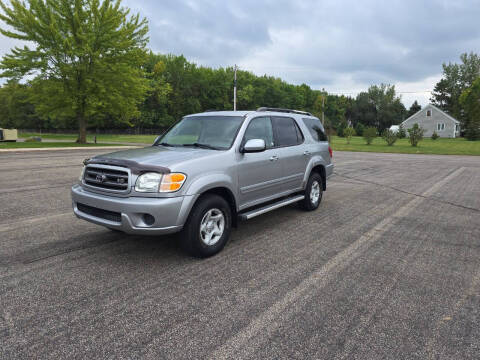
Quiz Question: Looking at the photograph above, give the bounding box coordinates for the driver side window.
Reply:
[243,117,275,148]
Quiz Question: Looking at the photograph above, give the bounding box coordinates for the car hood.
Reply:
[92,145,218,169]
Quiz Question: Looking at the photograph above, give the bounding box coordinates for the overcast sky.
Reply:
[2,0,480,107]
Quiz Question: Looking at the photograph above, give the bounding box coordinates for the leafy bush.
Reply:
[363,127,377,145]
[397,124,406,139]
[25,137,42,142]
[431,131,439,140]
[354,123,364,136]
[382,129,398,146]
[343,127,355,144]
[407,123,425,147]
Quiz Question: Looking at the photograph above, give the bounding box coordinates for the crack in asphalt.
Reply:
[333,171,480,213]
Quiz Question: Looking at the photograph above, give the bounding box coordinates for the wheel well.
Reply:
[200,187,238,227]
[311,165,326,190]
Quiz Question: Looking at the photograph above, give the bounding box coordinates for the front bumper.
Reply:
[71,184,196,235]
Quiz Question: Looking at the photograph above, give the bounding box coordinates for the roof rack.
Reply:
[256,107,313,116]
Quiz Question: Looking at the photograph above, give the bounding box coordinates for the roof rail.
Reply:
[256,107,313,116]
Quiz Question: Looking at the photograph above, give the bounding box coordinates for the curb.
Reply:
[0,146,140,153]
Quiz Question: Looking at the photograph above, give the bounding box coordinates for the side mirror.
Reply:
[243,138,266,153]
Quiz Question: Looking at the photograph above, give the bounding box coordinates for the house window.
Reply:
[456,124,459,132]
[437,123,445,131]
[426,110,432,117]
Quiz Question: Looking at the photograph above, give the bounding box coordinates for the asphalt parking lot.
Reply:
[1,149,479,359]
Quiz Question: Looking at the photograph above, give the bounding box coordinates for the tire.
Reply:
[299,172,323,211]
[180,194,232,258]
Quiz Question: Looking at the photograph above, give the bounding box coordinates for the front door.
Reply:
[237,117,283,209]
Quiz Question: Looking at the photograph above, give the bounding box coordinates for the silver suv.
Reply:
[71,108,334,257]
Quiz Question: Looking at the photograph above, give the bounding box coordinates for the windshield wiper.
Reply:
[182,142,222,150]
[158,142,175,147]
[182,143,219,150]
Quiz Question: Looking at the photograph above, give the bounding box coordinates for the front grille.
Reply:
[77,203,122,223]
[84,166,129,192]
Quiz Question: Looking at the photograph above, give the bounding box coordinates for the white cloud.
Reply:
[2,0,480,108]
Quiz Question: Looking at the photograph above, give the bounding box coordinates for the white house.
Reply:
[401,104,460,138]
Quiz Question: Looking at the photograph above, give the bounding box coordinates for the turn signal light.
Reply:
[160,173,186,193]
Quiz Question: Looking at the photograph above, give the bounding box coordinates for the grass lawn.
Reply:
[330,136,480,156]
[14,133,480,155]
[0,142,129,149]
[20,132,157,144]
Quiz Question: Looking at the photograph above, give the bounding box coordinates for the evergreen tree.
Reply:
[407,100,421,117]
[459,77,480,140]
[431,52,480,121]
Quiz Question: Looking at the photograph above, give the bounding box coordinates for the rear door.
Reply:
[237,117,283,209]
[271,116,307,192]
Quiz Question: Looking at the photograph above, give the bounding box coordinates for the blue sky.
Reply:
[2,0,480,107]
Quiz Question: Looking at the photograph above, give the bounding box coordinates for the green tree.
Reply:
[459,77,480,140]
[351,84,405,132]
[354,122,364,136]
[431,52,480,122]
[363,127,377,145]
[0,0,149,143]
[407,100,421,117]
[0,80,40,129]
[407,123,425,147]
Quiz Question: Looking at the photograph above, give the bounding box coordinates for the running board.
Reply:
[238,195,305,220]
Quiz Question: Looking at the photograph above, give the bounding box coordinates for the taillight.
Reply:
[328,145,333,158]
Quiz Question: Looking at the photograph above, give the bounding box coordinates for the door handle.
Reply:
[269,155,279,161]
[303,151,311,156]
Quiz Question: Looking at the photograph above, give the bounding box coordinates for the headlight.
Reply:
[135,172,187,193]
[79,166,85,182]
[135,172,162,192]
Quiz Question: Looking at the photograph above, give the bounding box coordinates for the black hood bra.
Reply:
[83,157,171,175]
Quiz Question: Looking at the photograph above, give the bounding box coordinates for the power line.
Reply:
[234,65,435,96]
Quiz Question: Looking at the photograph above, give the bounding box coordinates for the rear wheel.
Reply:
[180,194,232,258]
[299,172,323,211]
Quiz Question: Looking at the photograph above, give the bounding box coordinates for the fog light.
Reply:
[143,214,155,226]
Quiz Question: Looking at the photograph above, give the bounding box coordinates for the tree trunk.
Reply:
[77,112,87,143]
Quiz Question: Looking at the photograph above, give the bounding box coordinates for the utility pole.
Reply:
[321,95,325,126]
[233,64,237,111]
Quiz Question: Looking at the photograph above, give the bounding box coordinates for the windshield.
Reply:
[158,116,244,150]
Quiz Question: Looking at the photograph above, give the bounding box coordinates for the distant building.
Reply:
[401,104,460,138]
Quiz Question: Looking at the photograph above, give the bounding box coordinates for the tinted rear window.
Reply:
[272,117,303,147]
[302,118,327,142]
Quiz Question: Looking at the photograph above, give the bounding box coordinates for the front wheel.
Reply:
[180,194,232,258]
[299,172,323,211]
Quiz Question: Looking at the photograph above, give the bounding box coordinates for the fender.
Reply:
[185,172,236,196]
[177,172,238,220]
[302,155,328,187]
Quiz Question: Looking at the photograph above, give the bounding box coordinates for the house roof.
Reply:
[401,104,460,125]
